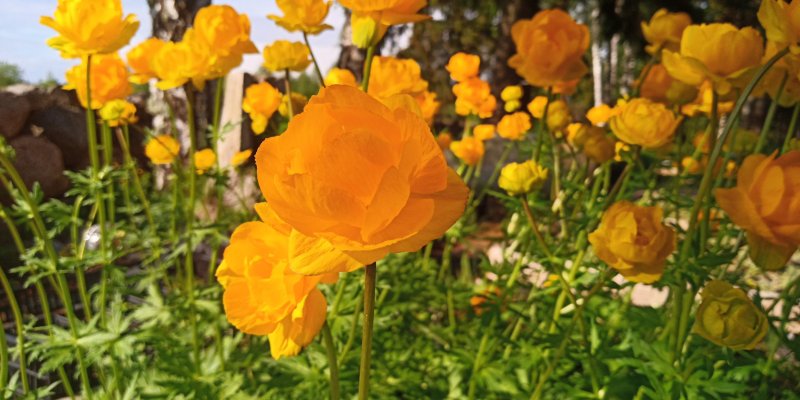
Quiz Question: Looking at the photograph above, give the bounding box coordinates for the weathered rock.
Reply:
[8,135,69,198]
[0,91,31,138]
[4,84,74,111]
[26,106,90,169]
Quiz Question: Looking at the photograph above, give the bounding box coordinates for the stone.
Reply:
[26,106,89,169]
[4,84,74,111]
[7,135,69,199]
[0,91,31,139]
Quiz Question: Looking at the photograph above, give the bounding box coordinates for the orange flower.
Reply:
[609,98,680,148]
[64,53,131,109]
[243,82,283,135]
[256,85,469,266]
[446,52,480,82]
[263,40,312,72]
[508,9,590,88]
[126,38,166,84]
[473,124,496,141]
[715,151,800,270]
[145,135,180,165]
[368,56,429,99]
[325,68,358,87]
[40,0,139,58]
[231,149,252,167]
[194,148,216,174]
[415,90,440,125]
[641,8,691,54]
[192,5,258,78]
[450,136,484,166]
[497,112,531,141]
[453,77,496,118]
[268,288,328,359]
[268,0,333,35]
[340,0,429,47]
[586,103,617,126]
[152,33,211,90]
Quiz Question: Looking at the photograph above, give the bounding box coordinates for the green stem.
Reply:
[117,126,154,229]
[184,86,201,373]
[782,102,800,154]
[546,233,587,334]
[322,321,341,400]
[520,195,553,260]
[755,72,787,154]
[304,32,327,88]
[358,264,377,400]
[338,295,362,366]
[284,69,294,119]
[534,88,553,162]
[360,45,376,92]
[0,266,29,394]
[467,319,495,400]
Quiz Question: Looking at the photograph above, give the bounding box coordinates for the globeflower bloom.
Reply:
[586,103,618,126]
[473,124,496,141]
[415,91,440,125]
[693,280,768,350]
[126,38,166,84]
[501,85,523,112]
[758,0,800,53]
[325,68,358,87]
[662,23,764,95]
[567,123,615,164]
[263,40,312,72]
[268,0,333,35]
[641,8,691,54]
[152,35,211,90]
[368,56,429,99]
[194,149,216,174]
[498,160,548,196]
[497,112,532,141]
[589,201,676,283]
[715,151,800,270]
[453,77,496,118]
[40,0,139,58]
[243,82,283,135]
[340,0,428,48]
[609,98,680,148]
[99,99,137,127]
[450,136,484,166]
[192,5,258,77]
[256,85,469,266]
[446,52,480,82]
[145,135,180,165]
[231,149,252,167]
[508,9,590,88]
[64,53,131,110]
[268,288,328,359]
[279,93,309,117]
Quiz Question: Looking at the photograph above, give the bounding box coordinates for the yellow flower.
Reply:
[758,42,800,106]
[145,135,180,165]
[715,151,800,270]
[268,288,328,359]
[567,123,614,164]
[453,77,496,118]
[473,124,496,141]
[640,64,675,103]
[589,201,676,283]
[498,160,548,196]
[508,9,590,88]
[609,98,680,148]
[681,156,703,174]
[194,149,216,174]
[680,81,734,116]
[279,93,309,117]
[586,103,618,126]
[99,99,137,127]
[446,52,480,82]
[256,85,468,267]
[415,90,440,125]
[340,0,429,48]
[325,68,358,87]
[368,56,429,99]
[64,53,131,110]
[662,23,764,95]
[497,112,531,141]
[504,100,521,113]
[758,0,800,53]
[231,149,252,167]
[527,96,549,119]
[192,5,258,78]
[641,8,691,54]
[40,0,139,58]
[243,82,283,135]
[501,85,523,102]
[693,280,768,350]
[436,132,453,150]
[450,136,484,166]
[268,0,333,35]
[126,38,166,84]
[263,40,312,72]
[614,141,630,162]
[545,99,571,131]
[152,33,211,90]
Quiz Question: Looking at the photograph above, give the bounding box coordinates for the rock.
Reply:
[0,91,31,139]
[26,106,89,169]
[8,135,69,199]
[4,84,74,111]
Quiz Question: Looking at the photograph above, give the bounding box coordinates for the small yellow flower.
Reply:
[527,96,548,119]
[99,99,137,127]
[243,82,283,135]
[126,38,166,84]
[568,123,614,164]
[268,0,333,35]
[231,149,252,167]
[610,98,680,148]
[279,93,309,117]
[497,112,531,141]
[693,280,768,350]
[194,148,216,174]
[641,8,691,54]
[545,99,571,131]
[614,141,630,162]
[324,68,358,87]
[681,156,703,174]
[436,132,453,150]
[446,52,480,82]
[40,0,139,58]
[498,160,548,196]
[473,124,496,141]
[586,103,618,126]
[152,33,211,91]
[263,40,312,72]
[501,85,523,102]
[450,137,484,166]
[64,53,131,110]
[453,77,496,118]
[145,135,180,165]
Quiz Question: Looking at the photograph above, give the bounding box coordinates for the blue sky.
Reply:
[0,0,347,83]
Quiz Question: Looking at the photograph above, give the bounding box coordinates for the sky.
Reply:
[0,0,348,83]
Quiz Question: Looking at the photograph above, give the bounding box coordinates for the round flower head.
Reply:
[446,52,480,82]
[497,112,531,141]
[340,0,429,48]
[152,32,212,90]
[501,85,523,102]
[194,148,216,174]
[256,85,469,267]
[368,56,429,99]
[586,103,618,126]
[453,77,496,118]
[609,98,680,149]
[231,149,253,168]
[588,201,676,283]
[450,136,484,166]
[99,99,137,127]
[498,160,548,196]
[145,135,180,165]
[243,82,283,135]
[508,9,590,88]
[641,8,691,55]
[715,151,800,270]
[268,0,334,35]
[662,23,764,95]
[191,5,258,78]
[64,53,131,110]
[41,0,139,58]
[263,40,312,72]
[127,38,166,84]
[436,132,453,150]
[325,68,358,87]
[473,124,496,141]
[693,280,768,350]
[758,0,800,53]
